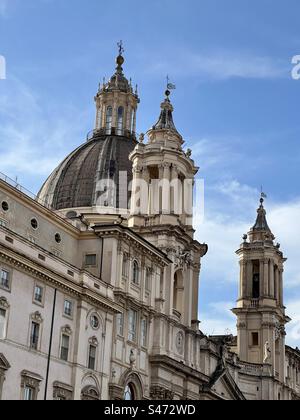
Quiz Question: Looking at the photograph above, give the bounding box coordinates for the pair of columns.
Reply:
[239,259,283,304]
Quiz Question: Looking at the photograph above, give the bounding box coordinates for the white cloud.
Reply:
[144,49,288,81]
[199,301,237,337]
[0,77,87,188]
[0,0,9,16]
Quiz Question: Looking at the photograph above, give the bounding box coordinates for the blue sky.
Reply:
[1,0,300,346]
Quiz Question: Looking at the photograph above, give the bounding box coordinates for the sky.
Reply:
[1,0,300,347]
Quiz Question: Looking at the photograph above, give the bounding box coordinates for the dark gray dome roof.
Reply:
[38,133,137,211]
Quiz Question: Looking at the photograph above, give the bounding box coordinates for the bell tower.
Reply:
[128,89,207,330]
[232,196,290,382]
[94,41,139,139]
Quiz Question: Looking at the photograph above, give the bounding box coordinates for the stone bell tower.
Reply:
[128,89,207,330]
[232,196,290,382]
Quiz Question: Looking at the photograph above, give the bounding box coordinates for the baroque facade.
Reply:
[0,48,300,401]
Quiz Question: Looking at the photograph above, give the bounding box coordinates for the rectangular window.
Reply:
[128,310,137,342]
[64,300,73,317]
[116,313,124,336]
[30,322,40,350]
[34,285,43,303]
[0,270,10,290]
[252,332,259,347]
[85,254,97,266]
[0,308,6,339]
[88,345,96,370]
[60,334,70,361]
[141,318,148,347]
[24,386,34,401]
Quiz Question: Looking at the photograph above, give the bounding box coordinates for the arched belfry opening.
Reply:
[173,271,184,316]
[252,260,260,299]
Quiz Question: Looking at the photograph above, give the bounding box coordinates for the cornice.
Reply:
[0,179,79,238]
[0,243,120,314]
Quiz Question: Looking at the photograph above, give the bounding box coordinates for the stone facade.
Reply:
[0,48,299,400]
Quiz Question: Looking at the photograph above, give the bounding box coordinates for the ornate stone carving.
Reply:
[175,248,192,270]
[89,336,99,346]
[21,370,43,400]
[130,349,136,369]
[31,311,43,323]
[0,297,9,310]
[275,323,285,340]
[150,386,174,400]
[176,332,184,355]
[61,325,72,335]
[263,341,271,364]
[53,381,73,400]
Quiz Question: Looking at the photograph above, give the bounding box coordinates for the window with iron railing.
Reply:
[30,322,40,350]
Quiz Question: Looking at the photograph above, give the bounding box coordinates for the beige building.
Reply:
[0,47,299,401]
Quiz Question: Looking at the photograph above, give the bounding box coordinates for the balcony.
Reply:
[250,299,259,308]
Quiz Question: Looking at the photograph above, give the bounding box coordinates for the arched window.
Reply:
[173,271,184,316]
[106,106,113,134]
[81,386,100,401]
[124,384,135,401]
[117,106,124,135]
[252,260,260,299]
[132,261,139,285]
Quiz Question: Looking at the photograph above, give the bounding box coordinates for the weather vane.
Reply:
[117,40,125,56]
[260,186,267,200]
[166,75,176,91]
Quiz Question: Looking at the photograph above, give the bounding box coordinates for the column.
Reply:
[260,260,264,297]
[264,259,269,296]
[246,261,252,298]
[239,261,243,299]
[133,109,137,134]
[101,101,106,129]
[275,268,279,303]
[162,163,171,215]
[112,100,117,130]
[269,260,275,298]
[279,269,284,307]
[130,166,142,215]
[170,165,179,214]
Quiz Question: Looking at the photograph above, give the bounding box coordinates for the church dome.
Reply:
[38,132,137,211]
[38,44,139,212]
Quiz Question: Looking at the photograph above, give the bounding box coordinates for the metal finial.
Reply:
[166,74,176,95]
[117,40,125,56]
[260,187,267,204]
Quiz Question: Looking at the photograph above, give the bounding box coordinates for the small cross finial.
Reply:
[117,40,124,56]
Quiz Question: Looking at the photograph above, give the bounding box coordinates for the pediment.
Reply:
[212,370,245,400]
[0,353,10,370]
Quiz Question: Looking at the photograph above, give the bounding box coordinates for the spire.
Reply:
[252,196,271,232]
[248,193,274,242]
[152,88,179,133]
